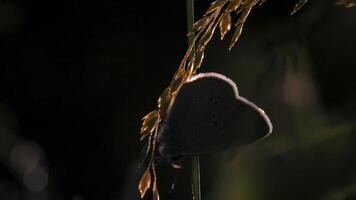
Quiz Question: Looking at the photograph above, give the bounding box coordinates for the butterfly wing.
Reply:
[167,73,272,155]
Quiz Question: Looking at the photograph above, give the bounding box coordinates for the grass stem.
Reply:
[192,156,201,200]
[186,0,201,200]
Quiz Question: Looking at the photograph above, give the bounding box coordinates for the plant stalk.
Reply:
[192,155,201,200]
[186,0,201,200]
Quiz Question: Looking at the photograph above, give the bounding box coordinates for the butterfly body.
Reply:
[156,73,272,167]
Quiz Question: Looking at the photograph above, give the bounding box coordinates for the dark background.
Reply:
[0,0,355,200]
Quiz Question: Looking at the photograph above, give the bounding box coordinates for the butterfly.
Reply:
[156,72,272,168]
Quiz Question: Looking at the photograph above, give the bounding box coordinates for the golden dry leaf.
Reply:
[229,6,252,50]
[198,10,220,51]
[291,0,308,15]
[335,0,355,7]
[138,168,151,198]
[198,27,214,51]
[194,50,204,72]
[170,67,186,94]
[158,87,172,117]
[219,12,231,40]
[230,24,243,50]
[205,0,228,16]
[227,0,242,12]
[140,110,159,135]
[186,56,195,79]
[194,16,211,32]
[152,180,160,200]
[237,0,257,13]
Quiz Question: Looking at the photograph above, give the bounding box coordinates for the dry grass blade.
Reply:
[140,132,149,141]
[241,0,257,6]
[335,0,355,7]
[194,16,211,32]
[193,49,204,73]
[152,177,160,200]
[145,116,160,200]
[197,10,221,51]
[229,6,253,50]
[219,12,232,40]
[204,0,228,16]
[157,87,172,117]
[140,110,159,135]
[291,0,308,15]
[227,0,243,12]
[138,168,151,198]
[150,150,160,200]
[229,24,243,50]
[170,67,186,94]
[186,56,196,79]
[138,138,151,168]
[236,0,255,14]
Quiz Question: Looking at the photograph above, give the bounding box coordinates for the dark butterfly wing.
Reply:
[167,73,272,155]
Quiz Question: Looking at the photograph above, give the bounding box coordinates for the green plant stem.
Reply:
[186,0,201,200]
[192,156,201,200]
[186,0,195,59]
